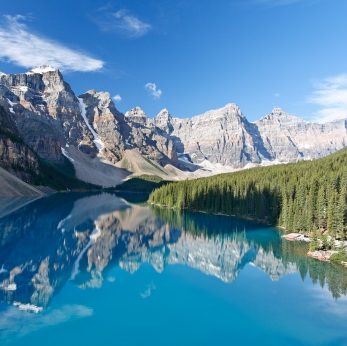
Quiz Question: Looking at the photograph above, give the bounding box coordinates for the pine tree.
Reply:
[309,225,320,252]
[336,187,346,239]
[316,186,327,229]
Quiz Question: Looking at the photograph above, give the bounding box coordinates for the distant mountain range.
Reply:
[1,65,347,188]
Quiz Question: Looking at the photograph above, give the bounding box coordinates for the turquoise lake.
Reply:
[0,192,347,345]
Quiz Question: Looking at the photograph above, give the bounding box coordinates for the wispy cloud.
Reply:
[0,15,104,72]
[308,284,347,317]
[274,93,280,97]
[145,83,162,99]
[140,282,156,298]
[0,304,92,339]
[308,74,347,123]
[95,10,151,38]
[113,94,122,102]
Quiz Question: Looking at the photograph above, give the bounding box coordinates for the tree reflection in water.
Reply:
[0,192,346,312]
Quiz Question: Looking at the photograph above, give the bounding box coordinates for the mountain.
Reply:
[153,105,347,168]
[255,107,347,163]
[0,103,40,184]
[0,166,45,196]
[1,66,347,189]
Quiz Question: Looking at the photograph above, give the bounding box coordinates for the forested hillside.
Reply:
[149,147,347,239]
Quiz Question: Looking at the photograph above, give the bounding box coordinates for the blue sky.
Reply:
[0,0,346,122]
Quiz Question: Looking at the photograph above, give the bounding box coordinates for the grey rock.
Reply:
[2,66,347,181]
[0,66,97,163]
[153,103,265,167]
[153,105,347,168]
[255,107,347,162]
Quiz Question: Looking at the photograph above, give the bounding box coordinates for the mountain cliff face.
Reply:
[0,103,39,183]
[0,67,180,187]
[152,105,347,168]
[123,106,178,166]
[78,90,124,163]
[153,103,269,167]
[0,66,98,163]
[255,107,347,162]
[1,66,347,187]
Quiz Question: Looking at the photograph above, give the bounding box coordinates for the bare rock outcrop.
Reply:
[2,66,347,185]
[255,107,347,162]
[0,102,39,183]
[152,105,347,168]
[0,66,97,163]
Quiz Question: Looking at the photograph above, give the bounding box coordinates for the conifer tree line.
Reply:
[149,147,347,239]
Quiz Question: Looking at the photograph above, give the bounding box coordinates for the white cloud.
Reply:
[274,93,280,97]
[0,15,104,72]
[308,74,347,123]
[0,304,92,339]
[145,83,162,99]
[113,94,122,102]
[96,10,151,38]
[308,284,347,318]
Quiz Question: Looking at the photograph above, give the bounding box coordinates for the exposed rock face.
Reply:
[73,93,179,168]
[152,105,347,168]
[152,108,174,134]
[1,66,347,184]
[255,107,347,162]
[122,107,178,166]
[0,103,39,183]
[125,106,148,123]
[0,66,97,163]
[153,104,267,167]
[78,90,124,163]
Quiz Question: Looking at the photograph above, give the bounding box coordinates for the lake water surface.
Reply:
[0,192,347,346]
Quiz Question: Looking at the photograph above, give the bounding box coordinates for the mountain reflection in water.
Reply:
[0,192,346,311]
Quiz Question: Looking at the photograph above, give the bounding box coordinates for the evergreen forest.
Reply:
[149,147,347,241]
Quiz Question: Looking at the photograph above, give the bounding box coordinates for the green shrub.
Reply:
[330,251,347,263]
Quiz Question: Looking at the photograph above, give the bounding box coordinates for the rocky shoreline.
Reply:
[307,250,347,267]
[307,250,337,262]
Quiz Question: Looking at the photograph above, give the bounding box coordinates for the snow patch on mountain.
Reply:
[61,148,75,162]
[7,98,17,107]
[78,98,104,152]
[70,224,101,280]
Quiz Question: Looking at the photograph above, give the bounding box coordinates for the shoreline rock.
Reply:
[307,250,338,262]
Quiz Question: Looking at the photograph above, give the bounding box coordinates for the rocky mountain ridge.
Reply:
[153,105,347,168]
[1,66,347,187]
